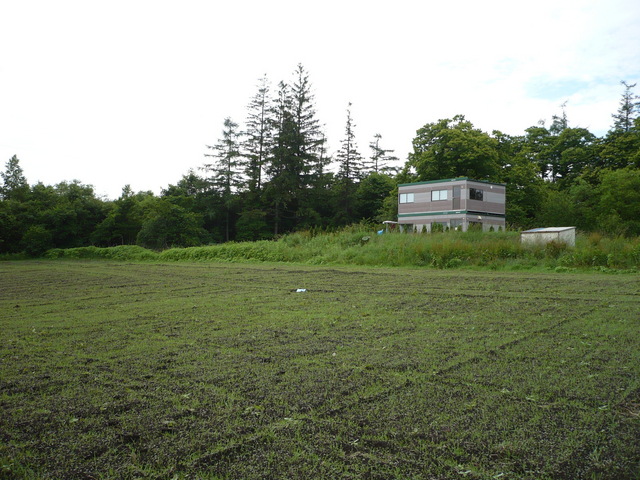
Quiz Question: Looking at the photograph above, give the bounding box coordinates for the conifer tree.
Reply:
[204,117,244,241]
[0,155,29,201]
[368,133,399,174]
[290,64,326,185]
[244,75,272,193]
[611,81,639,133]
[264,81,297,235]
[599,82,640,169]
[335,103,364,223]
[263,65,327,234]
[336,103,364,181]
[549,101,569,135]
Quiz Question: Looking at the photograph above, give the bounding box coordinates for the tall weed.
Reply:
[38,227,640,271]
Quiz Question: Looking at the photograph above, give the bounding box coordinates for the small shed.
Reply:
[520,227,576,247]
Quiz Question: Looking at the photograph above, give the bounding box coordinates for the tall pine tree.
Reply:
[335,103,364,224]
[611,81,640,133]
[204,117,244,241]
[290,64,326,186]
[244,75,272,194]
[264,81,297,235]
[263,65,327,234]
[0,155,29,201]
[368,133,398,174]
[599,82,640,169]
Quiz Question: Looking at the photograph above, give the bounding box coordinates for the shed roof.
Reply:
[522,227,575,233]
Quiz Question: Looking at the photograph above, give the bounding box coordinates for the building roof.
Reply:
[398,177,506,187]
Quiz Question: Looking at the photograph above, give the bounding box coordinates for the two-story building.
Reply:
[397,177,506,232]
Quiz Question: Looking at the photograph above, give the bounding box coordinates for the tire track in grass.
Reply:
[179,271,636,476]
[2,262,638,478]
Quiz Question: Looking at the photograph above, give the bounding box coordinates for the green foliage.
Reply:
[430,222,445,233]
[39,181,108,249]
[0,199,27,253]
[0,155,29,201]
[159,241,290,263]
[19,225,53,257]
[23,227,640,272]
[244,75,271,193]
[234,209,272,241]
[494,131,544,229]
[596,167,640,236]
[408,115,501,181]
[535,188,576,227]
[91,186,151,246]
[136,199,209,250]
[354,172,395,221]
[204,117,244,242]
[611,80,640,133]
[44,245,157,261]
[368,133,399,174]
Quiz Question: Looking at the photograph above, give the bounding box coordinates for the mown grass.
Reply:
[1,261,638,479]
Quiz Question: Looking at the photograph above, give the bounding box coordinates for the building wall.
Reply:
[397,178,506,232]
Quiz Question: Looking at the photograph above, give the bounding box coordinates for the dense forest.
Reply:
[1,65,639,256]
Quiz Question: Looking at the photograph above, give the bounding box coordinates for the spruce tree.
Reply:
[335,103,364,224]
[0,155,29,201]
[244,75,272,193]
[204,117,244,241]
[549,101,569,135]
[611,81,640,133]
[599,82,640,169]
[368,133,399,174]
[290,64,325,186]
[263,65,327,234]
[264,81,297,235]
[336,103,363,181]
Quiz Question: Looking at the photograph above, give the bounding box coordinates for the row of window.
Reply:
[399,188,484,203]
[420,220,485,231]
[414,219,485,232]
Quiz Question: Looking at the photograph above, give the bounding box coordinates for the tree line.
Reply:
[1,67,639,256]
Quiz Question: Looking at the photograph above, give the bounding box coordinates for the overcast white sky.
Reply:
[1,0,639,199]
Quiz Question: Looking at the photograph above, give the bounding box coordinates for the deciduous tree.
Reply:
[408,115,501,182]
[596,167,640,235]
[136,198,207,249]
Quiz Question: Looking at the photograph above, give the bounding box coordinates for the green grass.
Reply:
[40,229,640,271]
[1,261,639,479]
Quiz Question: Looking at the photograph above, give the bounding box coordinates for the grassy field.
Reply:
[1,261,638,479]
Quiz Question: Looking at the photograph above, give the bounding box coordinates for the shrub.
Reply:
[20,225,53,257]
[545,240,568,259]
